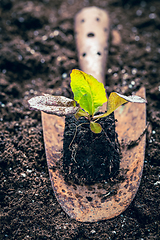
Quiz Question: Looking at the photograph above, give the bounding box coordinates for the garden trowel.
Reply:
[41,7,146,222]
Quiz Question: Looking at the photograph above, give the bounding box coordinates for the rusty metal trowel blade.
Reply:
[41,87,146,222]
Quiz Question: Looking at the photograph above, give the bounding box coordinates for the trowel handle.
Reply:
[74,6,110,86]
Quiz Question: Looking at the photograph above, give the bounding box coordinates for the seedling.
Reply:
[28,69,146,134]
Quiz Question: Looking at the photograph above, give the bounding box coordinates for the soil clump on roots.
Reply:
[63,112,121,185]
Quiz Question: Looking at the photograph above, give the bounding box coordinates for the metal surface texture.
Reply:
[41,87,146,222]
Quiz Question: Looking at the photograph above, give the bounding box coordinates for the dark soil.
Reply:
[63,113,120,185]
[0,0,160,239]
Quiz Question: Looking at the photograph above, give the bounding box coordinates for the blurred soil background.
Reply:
[0,0,160,239]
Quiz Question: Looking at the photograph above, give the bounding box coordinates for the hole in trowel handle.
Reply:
[97,52,101,56]
[87,32,95,37]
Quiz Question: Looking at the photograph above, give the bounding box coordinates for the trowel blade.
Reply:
[41,87,146,222]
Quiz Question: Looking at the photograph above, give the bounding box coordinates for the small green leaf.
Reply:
[94,92,146,119]
[79,93,93,115]
[74,109,89,120]
[70,69,107,116]
[28,94,79,116]
[106,92,128,116]
[90,121,102,133]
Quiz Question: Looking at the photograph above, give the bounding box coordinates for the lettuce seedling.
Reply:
[28,69,146,133]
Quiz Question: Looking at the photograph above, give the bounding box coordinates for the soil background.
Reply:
[0,0,160,239]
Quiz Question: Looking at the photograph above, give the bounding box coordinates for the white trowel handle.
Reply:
[74,6,110,86]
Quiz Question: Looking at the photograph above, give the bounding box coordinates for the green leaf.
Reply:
[70,69,107,116]
[79,93,93,115]
[93,92,146,119]
[74,108,89,120]
[90,121,102,133]
[106,92,128,116]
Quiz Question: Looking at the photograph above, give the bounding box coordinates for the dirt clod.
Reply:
[63,113,120,185]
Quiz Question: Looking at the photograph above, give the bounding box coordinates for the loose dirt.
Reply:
[0,0,160,239]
